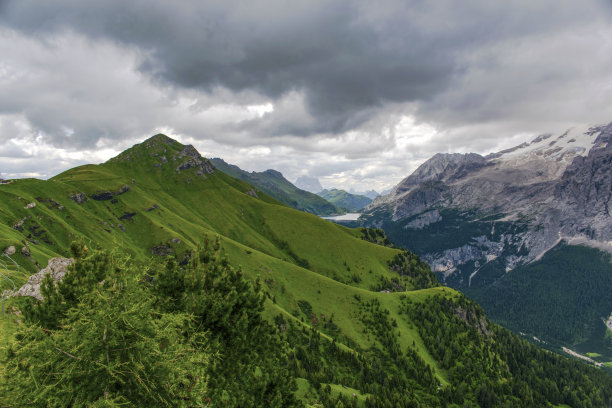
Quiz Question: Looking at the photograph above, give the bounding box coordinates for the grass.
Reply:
[0,311,18,386]
[0,135,461,395]
[211,158,341,216]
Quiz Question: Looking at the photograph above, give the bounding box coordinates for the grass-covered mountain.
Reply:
[1,134,611,407]
[318,188,372,211]
[361,124,612,360]
[211,158,341,216]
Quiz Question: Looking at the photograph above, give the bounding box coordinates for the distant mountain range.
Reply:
[361,123,612,358]
[294,175,323,193]
[1,133,611,405]
[317,188,372,211]
[349,189,380,200]
[211,158,341,216]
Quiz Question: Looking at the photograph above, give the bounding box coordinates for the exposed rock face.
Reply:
[453,306,491,336]
[553,123,612,240]
[90,185,130,201]
[295,175,323,193]
[4,246,16,255]
[11,257,73,301]
[175,146,215,176]
[12,217,27,231]
[152,245,173,256]
[69,193,88,204]
[364,123,612,285]
[404,210,442,229]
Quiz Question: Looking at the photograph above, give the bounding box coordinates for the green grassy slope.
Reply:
[0,134,438,349]
[211,158,341,216]
[1,134,611,407]
[317,188,372,211]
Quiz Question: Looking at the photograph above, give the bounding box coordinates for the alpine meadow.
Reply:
[2,1,612,407]
[1,135,611,407]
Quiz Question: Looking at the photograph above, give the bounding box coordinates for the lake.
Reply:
[321,213,361,222]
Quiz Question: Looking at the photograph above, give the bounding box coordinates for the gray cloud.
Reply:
[1,0,612,189]
[8,0,606,137]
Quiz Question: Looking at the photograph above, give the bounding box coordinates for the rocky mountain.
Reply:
[317,188,372,211]
[294,175,323,193]
[362,122,612,353]
[349,188,380,199]
[2,133,612,406]
[211,158,341,216]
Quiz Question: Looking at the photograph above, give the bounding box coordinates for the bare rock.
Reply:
[69,193,88,204]
[11,257,73,301]
[12,217,27,231]
[4,246,16,255]
[90,185,130,201]
[175,146,215,176]
[21,246,30,257]
[246,189,258,198]
[24,202,36,209]
[152,245,173,256]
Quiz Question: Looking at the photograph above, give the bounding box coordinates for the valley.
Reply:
[1,134,610,406]
[359,123,612,363]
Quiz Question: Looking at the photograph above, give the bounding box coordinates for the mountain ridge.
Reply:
[210,157,341,216]
[361,122,612,356]
[2,133,611,406]
[317,188,372,211]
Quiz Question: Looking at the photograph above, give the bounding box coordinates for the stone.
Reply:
[21,246,30,257]
[24,202,36,209]
[69,193,88,204]
[4,246,16,255]
[12,217,27,231]
[152,245,173,256]
[11,257,73,301]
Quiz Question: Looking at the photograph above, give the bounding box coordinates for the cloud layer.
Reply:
[1,0,612,189]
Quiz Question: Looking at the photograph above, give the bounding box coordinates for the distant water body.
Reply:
[321,213,361,222]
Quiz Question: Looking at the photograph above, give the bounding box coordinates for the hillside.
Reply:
[1,134,611,407]
[318,189,372,211]
[361,123,612,357]
[211,158,341,216]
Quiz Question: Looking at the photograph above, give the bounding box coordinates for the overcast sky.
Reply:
[1,0,612,191]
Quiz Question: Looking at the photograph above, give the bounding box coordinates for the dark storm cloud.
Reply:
[2,0,612,188]
[7,0,605,137]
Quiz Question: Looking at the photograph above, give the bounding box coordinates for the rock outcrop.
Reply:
[175,146,215,176]
[11,257,73,301]
[363,123,612,285]
[69,193,88,204]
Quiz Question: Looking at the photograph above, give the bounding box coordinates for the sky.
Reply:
[1,0,612,192]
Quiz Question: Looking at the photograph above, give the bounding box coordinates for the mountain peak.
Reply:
[262,169,285,179]
[295,175,323,193]
[143,133,181,147]
[106,134,215,176]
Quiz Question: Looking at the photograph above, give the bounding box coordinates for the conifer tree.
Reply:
[153,236,300,407]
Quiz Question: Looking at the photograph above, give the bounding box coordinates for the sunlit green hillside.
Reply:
[1,135,610,407]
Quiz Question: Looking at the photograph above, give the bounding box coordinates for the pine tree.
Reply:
[2,244,208,407]
[153,236,300,407]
